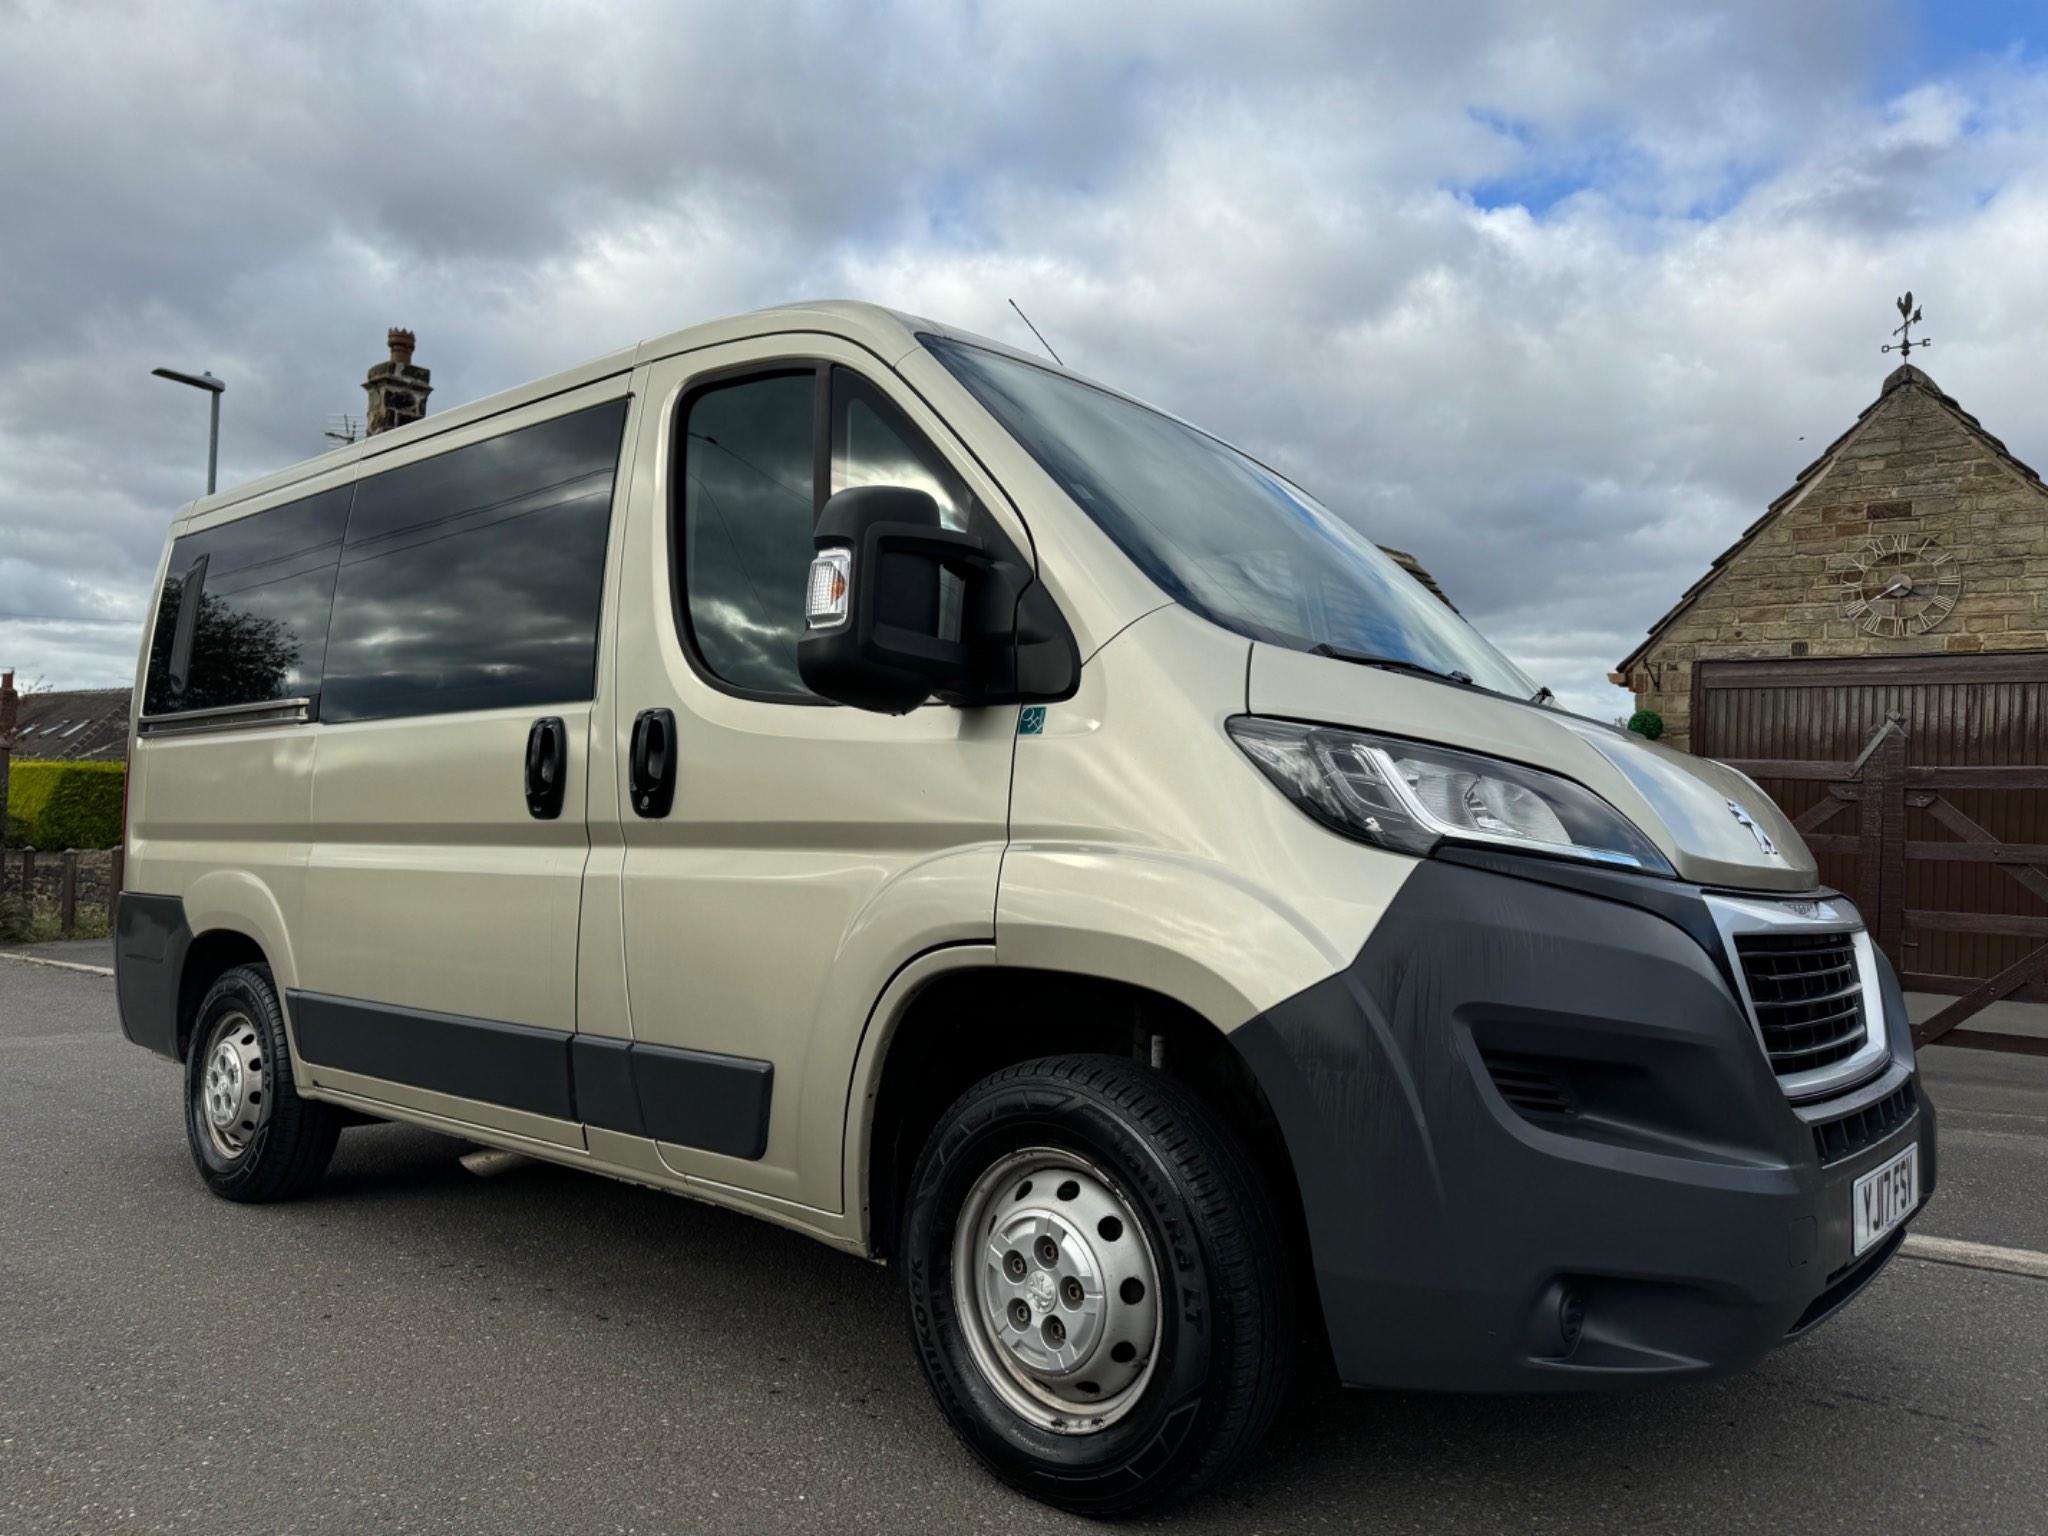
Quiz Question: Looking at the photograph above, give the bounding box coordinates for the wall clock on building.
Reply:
[1839,532,1963,637]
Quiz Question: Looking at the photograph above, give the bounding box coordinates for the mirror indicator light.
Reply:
[806,547,852,629]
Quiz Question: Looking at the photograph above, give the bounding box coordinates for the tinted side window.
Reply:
[142,486,351,715]
[321,400,628,723]
[830,368,975,531]
[679,372,819,697]
[832,368,1002,648]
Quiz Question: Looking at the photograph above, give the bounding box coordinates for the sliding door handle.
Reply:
[629,707,677,818]
[524,716,568,820]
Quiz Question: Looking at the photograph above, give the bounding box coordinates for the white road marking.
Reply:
[0,950,114,977]
[1902,1233,2048,1281]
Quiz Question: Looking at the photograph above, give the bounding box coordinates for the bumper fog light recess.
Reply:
[1558,1286,1586,1354]
[1530,1277,1587,1360]
[805,546,852,630]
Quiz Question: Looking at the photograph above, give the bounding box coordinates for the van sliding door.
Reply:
[291,380,634,1146]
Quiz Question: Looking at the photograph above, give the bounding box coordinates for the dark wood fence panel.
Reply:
[1694,653,2048,1051]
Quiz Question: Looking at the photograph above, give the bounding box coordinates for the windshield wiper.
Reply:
[1309,642,1473,687]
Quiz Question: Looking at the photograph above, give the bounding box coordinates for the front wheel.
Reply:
[902,1054,1292,1516]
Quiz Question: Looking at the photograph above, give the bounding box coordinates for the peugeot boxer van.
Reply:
[116,301,1934,1514]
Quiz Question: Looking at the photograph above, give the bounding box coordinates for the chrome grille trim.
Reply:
[1704,893,1889,1102]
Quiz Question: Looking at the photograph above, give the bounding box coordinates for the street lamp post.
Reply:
[151,366,226,494]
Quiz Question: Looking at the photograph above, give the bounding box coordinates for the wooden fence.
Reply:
[1722,715,2048,1057]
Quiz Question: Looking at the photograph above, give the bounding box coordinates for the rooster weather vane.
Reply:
[1882,292,1931,359]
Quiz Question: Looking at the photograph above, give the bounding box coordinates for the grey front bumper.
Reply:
[1230,850,1935,1392]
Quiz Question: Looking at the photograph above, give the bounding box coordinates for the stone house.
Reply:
[1612,363,2048,752]
[1609,364,2048,1033]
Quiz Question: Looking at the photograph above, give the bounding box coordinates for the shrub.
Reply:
[1625,710,1665,742]
[4,760,126,850]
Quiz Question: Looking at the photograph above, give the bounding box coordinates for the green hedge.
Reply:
[4,760,126,851]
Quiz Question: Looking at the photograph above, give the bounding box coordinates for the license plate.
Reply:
[1852,1143,1919,1256]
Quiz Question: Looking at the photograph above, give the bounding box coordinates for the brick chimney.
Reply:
[363,327,432,436]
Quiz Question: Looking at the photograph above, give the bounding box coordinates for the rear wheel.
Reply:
[184,963,340,1202]
[902,1054,1291,1515]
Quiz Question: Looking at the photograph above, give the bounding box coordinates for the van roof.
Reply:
[173,300,1051,526]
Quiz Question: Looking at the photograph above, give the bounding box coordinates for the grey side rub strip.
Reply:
[287,990,773,1160]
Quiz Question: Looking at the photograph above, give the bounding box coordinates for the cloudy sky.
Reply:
[3,0,2045,716]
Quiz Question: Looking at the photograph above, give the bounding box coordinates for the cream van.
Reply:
[117,301,1935,1514]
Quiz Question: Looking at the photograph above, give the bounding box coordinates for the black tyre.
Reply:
[184,963,341,1202]
[902,1054,1292,1516]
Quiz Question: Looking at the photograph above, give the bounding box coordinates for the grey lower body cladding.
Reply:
[288,991,773,1161]
[109,894,771,1161]
[114,891,191,1060]
[1228,849,1937,1393]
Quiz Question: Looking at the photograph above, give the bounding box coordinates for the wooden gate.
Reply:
[1694,654,2048,1056]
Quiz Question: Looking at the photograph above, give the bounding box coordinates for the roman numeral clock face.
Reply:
[1839,533,1963,638]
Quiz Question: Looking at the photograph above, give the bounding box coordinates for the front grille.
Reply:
[1734,931,1869,1080]
[1811,1080,1916,1165]
[1480,1052,1578,1120]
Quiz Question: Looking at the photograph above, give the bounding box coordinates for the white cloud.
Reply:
[1,0,2043,724]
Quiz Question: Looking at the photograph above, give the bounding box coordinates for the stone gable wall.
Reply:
[1624,381,2048,752]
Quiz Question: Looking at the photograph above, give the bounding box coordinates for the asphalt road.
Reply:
[2,957,2044,1535]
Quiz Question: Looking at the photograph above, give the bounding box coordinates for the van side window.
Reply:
[675,365,1003,702]
[142,486,352,716]
[321,399,629,723]
[829,368,975,532]
[678,371,819,698]
[832,367,996,653]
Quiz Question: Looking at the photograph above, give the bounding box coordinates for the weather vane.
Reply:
[1882,292,1930,359]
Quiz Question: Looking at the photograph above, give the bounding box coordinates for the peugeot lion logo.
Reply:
[1726,798,1780,857]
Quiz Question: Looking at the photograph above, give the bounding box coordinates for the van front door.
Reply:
[611,337,1022,1214]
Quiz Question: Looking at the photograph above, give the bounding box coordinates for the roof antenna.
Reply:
[1008,299,1064,367]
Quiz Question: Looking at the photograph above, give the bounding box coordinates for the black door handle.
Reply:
[525,717,568,820]
[629,707,677,818]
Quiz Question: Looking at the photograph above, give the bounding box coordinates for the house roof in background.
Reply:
[1614,364,2043,675]
[9,687,130,762]
[1379,546,1458,612]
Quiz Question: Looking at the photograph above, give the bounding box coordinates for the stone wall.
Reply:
[0,846,117,920]
[1620,370,2048,752]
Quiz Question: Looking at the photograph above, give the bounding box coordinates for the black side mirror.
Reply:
[797,486,1078,715]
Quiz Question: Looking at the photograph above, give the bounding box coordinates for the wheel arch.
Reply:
[174,928,271,1065]
[170,870,298,1067]
[850,961,1322,1355]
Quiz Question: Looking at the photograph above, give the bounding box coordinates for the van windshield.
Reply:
[925,336,1536,698]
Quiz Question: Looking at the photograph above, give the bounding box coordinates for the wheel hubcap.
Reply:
[952,1149,1162,1432]
[199,1011,267,1158]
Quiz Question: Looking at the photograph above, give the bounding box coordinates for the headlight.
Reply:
[1227,717,1674,875]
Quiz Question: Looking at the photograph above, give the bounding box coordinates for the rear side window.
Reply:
[142,486,351,716]
[321,399,629,723]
